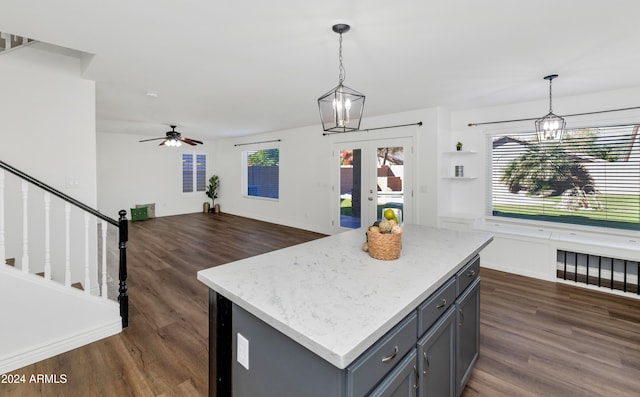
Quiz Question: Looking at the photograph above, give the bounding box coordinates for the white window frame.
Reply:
[241,146,280,201]
[487,124,640,232]
[182,152,207,194]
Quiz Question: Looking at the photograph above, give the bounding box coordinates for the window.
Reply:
[491,124,640,231]
[182,153,206,193]
[243,148,279,199]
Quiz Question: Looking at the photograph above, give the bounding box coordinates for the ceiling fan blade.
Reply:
[181,137,203,145]
[139,137,166,142]
[178,138,197,146]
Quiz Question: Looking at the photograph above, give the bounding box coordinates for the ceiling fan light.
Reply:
[139,125,203,146]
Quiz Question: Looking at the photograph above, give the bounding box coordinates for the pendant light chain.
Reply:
[338,33,346,84]
[548,77,554,113]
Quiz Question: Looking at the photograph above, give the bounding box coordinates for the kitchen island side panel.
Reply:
[232,303,345,397]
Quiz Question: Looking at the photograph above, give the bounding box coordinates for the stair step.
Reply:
[5,258,15,266]
[10,267,84,290]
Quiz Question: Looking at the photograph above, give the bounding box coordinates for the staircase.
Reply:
[0,160,128,374]
[0,32,34,53]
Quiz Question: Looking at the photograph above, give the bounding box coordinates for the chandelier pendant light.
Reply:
[535,74,566,143]
[318,23,365,133]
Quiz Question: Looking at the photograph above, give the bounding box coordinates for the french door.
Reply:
[333,138,413,231]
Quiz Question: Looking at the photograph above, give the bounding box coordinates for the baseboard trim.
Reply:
[0,317,122,374]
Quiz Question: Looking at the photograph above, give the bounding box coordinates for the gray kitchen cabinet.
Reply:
[346,313,418,397]
[455,277,480,396]
[369,349,418,397]
[201,222,491,397]
[227,256,481,397]
[417,306,456,397]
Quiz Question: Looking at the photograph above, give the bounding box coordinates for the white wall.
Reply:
[212,124,331,234]
[0,42,99,288]
[211,108,443,235]
[446,86,640,280]
[97,131,216,218]
[95,82,640,288]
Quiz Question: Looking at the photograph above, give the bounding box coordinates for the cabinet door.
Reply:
[456,278,480,397]
[369,349,417,397]
[417,306,455,397]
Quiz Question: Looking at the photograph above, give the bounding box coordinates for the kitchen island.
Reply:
[197,224,492,397]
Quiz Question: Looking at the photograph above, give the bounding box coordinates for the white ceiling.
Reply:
[2,0,639,140]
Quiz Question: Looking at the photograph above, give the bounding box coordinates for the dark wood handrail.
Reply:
[0,160,118,226]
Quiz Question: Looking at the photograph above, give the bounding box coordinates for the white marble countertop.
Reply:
[197,224,493,369]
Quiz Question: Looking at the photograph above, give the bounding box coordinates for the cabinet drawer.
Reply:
[347,312,418,397]
[456,255,479,296]
[417,277,455,337]
[369,349,417,397]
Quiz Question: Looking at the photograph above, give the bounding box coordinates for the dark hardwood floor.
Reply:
[1,213,639,396]
[463,268,640,397]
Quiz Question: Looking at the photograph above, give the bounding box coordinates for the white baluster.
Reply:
[44,192,51,280]
[0,170,5,263]
[84,213,90,294]
[101,221,108,299]
[64,202,71,287]
[3,33,12,50]
[21,180,29,272]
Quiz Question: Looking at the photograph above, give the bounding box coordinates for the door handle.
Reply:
[423,351,430,375]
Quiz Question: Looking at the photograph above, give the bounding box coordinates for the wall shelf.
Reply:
[444,150,477,155]
[443,148,477,179]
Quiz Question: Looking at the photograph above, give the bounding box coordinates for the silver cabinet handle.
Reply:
[468,269,476,277]
[423,351,430,375]
[413,365,419,389]
[459,309,465,326]
[381,345,398,363]
[436,298,447,309]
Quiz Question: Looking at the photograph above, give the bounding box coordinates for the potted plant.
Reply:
[206,175,220,213]
[456,141,463,151]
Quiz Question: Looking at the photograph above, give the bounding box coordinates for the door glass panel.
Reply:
[376,146,404,223]
[339,149,362,229]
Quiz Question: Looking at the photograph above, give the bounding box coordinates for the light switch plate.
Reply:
[237,333,249,370]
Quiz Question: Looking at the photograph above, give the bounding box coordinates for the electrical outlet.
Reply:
[237,333,249,370]
[65,177,80,188]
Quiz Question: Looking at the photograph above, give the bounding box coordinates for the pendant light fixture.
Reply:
[535,74,566,142]
[318,23,365,133]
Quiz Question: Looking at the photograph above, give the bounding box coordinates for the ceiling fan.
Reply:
[139,125,203,147]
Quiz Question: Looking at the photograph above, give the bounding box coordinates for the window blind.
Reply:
[196,154,206,192]
[491,124,640,230]
[182,154,194,193]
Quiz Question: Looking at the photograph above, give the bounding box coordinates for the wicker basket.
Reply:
[367,228,402,260]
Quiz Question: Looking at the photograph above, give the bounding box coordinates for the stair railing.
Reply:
[0,160,129,328]
[0,33,34,53]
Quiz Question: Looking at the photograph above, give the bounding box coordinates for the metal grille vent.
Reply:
[557,250,639,294]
